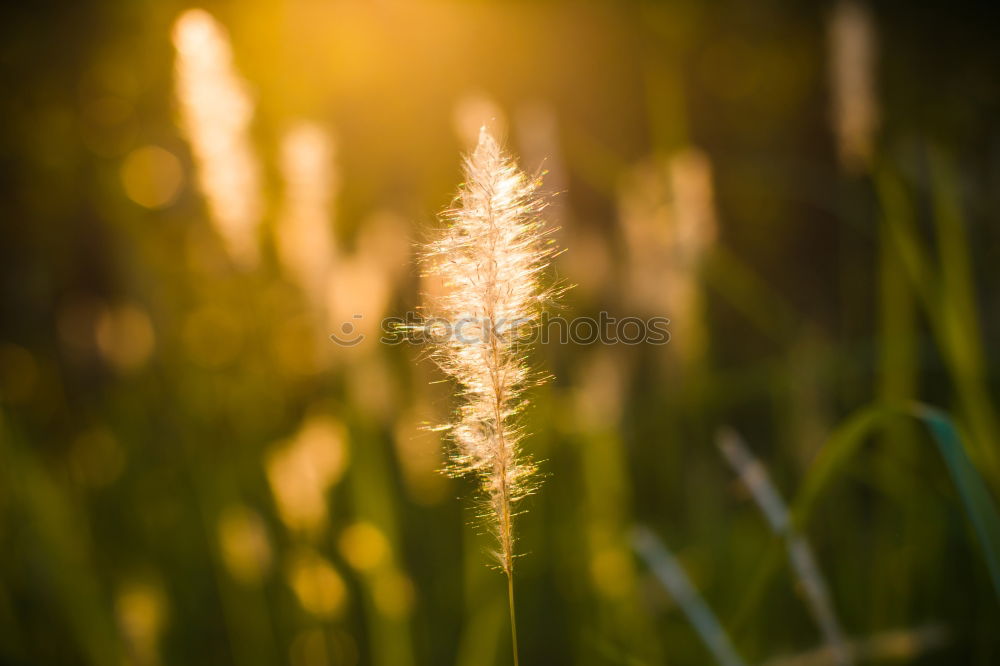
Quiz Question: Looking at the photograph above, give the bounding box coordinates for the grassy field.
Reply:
[1,1,999,664]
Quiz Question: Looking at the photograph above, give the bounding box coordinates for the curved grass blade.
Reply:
[632,526,747,666]
[718,429,851,665]
[910,404,1000,599]
[733,403,1000,632]
[730,408,883,632]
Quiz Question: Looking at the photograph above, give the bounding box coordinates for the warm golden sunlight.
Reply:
[2,1,999,665]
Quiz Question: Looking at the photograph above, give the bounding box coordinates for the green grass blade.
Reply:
[908,405,1000,600]
[926,152,1000,483]
[731,408,882,634]
[718,429,851,665]
[874,158,1000,484]
[791,407,885,528]
[734,403,1000,626]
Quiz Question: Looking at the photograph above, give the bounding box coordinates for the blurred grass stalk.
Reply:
[618,147,717,372]
[455,532,507,666]
[276,121,338,329]
[828,0,997,632]
[344,419,417,666]
[874,146,920,618]
[761,623,949,666]
[717,428,850,666]
[797,405,1000,598]
[184,396,278,666]
[0,412,122,665]
[195,475,278,666]
[632,526,746,666]
[849,0,927,622]
[732,403,1000,647]
[928,153,1000,481]
[875,159,1000,488]
[828,1,878,174]
[172,9,263,269]
[573,352,663,664]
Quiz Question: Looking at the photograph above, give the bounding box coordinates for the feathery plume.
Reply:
[277,122,337,309]
[419,127,560,663]
[619,148,717,366]
[827,1,879,172]
[172,9,263,268]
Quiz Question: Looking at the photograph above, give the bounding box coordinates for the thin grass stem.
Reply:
[507,569,519,666]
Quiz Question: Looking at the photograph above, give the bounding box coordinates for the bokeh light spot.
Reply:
[115,579,168,666]
[338,522,388,572]
[121,145,184,209]
[372,568,415,619]
[285,548,346,618]
[266,416,348,533]
[95,304,156,372]
[218,504,273,586]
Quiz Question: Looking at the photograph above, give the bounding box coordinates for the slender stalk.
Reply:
[717,428,850,666]
[506,569,520,666]
[418,128,559,665]
[488,180,519,665]
[633,526,746,666]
